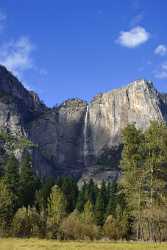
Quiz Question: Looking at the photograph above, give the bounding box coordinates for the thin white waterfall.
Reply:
[83,105,89,164]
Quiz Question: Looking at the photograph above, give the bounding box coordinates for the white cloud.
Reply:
[154,62,167,79]
[0,9,47,91]
[117,26,150,48]
[154,44,167,56]
[0,36,34,77]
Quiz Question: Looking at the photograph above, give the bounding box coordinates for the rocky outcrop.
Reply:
[79,80,166,183]
[87,80,163,156]
[0,66,46,137]
[0,65,166,182]
[29,99,87,178]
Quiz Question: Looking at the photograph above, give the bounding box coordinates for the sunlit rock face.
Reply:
[87,80,163,157]
[79,80,166,183]
[0,65,166,182]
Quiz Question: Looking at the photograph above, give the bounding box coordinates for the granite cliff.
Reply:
[0,65,166,182]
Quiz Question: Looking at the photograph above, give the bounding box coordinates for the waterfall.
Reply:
[83,105,89,164]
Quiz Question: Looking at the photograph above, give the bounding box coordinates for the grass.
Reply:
[0,239,167,250]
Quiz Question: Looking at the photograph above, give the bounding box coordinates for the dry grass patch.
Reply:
[0,239,167,250]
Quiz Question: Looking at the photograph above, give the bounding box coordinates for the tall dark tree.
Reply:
[19,154,40,207]
[35,177,55,211]
[101,180,108,207]
[76,182,87,211]
[86,179,98,206]
[57,177,78,213]
[94,188,105,226]
[4,154,20,210]
[106,182,118,217]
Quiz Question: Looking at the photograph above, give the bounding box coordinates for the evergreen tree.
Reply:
[94,188,105,226]
[106,182,118,217]
[76,182,87,211]
[86,179,97,206]
[57,177,78,213]
[76,180,98,212]
[4,154,20,210]
[19,154,40,207]
[35,177,54,211]
[101,180,107,207]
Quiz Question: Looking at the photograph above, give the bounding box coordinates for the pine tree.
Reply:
[57,177,78,213]
[35,177,54,211]
[94,188,105,226]
[19,154,40,207]
[86,179,97,206]
[4,154,20,210]
[106,182,118,217]
[76,182,87,211]
[101,180,107,207]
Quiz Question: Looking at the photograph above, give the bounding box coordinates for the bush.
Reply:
[0,179,13,236]
[12,207,44,237]
[103,214,129,240]
[46,217,61,239]
[61,210,98,240]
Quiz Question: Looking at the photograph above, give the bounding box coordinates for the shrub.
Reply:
[103,213,129,240]
[0,179,13,236]
[61,210,98,240]
[12,207,43,237]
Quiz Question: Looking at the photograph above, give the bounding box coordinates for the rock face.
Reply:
[0,65,166,182]
[29,99,87,178]
[0,66,46,137]
[87,80,164,156]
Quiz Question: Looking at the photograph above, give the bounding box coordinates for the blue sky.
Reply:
[0,0,167,106]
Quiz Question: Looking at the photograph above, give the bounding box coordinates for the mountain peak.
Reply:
[128,79,153,87]
[0,65,46,112]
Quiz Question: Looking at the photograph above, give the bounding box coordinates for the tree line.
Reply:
[0,121,167,241]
